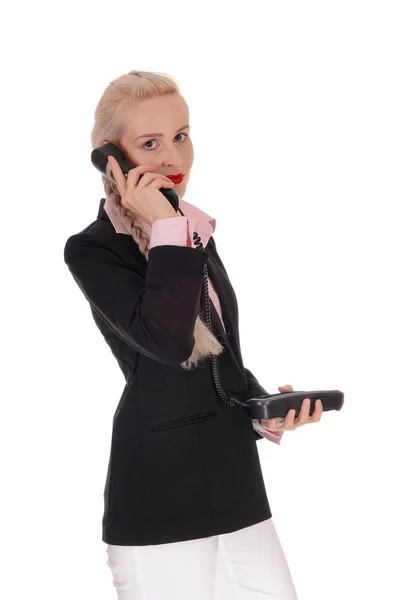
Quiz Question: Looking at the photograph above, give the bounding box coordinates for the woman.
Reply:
[64,70,323,600]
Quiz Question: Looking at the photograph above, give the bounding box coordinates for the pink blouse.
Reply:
[103,195,283,445]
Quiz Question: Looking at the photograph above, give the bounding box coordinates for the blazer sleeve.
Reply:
[244,367,270,398]
[64,232,209,365]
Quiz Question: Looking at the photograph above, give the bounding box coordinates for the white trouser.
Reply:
[106,517,299,599]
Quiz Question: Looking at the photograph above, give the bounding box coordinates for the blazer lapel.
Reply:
[98,197,111,221]
[205,241,245,378]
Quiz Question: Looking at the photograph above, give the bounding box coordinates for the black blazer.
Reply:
[64,198,272,546]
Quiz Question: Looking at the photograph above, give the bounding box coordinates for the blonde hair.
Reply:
[91,70,225,370]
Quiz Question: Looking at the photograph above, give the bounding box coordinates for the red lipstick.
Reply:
[167,173,184,184]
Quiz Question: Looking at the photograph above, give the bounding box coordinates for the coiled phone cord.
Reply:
[178,209,248,409]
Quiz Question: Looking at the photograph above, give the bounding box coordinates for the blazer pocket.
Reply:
[151,411,218,432]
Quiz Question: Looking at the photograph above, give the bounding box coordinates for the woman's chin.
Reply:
[174,181,187,198]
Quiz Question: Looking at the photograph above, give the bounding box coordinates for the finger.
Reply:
[148,178,176,190]
[125,164,157,187]
[310,399,323,422]
[295,397,311,426]
[278,384,294,392]
[128,170,175,197]
[136,170,174,182]
[136,172,176,189]
[284,408,297,430]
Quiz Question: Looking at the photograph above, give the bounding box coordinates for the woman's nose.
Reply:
[162,148,183,168]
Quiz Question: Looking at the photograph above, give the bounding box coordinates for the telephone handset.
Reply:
[90,141,180,213]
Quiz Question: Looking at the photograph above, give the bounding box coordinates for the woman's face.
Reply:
[103,93,194,199]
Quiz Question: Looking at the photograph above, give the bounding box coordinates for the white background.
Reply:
[1,1,396,598]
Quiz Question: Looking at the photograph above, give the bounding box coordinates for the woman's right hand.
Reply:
[107,155,177,226]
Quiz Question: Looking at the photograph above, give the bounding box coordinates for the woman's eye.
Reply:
[143,132,188,150]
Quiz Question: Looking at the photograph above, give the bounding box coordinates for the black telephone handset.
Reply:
[91,142,180,213]
[246,389,344,420]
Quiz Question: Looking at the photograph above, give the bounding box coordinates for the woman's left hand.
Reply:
[259,384,323,432]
